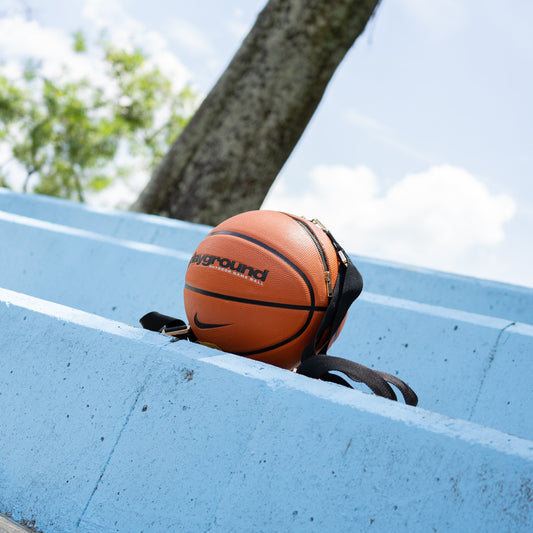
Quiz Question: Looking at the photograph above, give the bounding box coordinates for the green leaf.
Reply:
[87,175,113,192]
[0,32,199,203]
[73,30,87,53]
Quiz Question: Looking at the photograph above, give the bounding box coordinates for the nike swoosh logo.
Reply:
[193,313,231,330]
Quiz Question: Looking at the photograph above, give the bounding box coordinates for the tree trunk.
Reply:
[132,0,380,225]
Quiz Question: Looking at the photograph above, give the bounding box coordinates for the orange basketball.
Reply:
[183,210,342,369]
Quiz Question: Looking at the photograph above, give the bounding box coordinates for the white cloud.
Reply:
[0,16,97,81]
[262,164,516,275]
[0,2,193,99]
[0,16,67,58]
[82,0,190,88]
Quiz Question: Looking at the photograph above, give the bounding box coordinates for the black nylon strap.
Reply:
[138,311,418,405]
[299,223,363,360]
[296,355,418,406]
[139,311,192,339]
[373,369,419,407]
[301,257,363,360]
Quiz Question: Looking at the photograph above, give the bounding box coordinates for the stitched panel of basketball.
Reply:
[185,233,312,307]
[211,210,334,307]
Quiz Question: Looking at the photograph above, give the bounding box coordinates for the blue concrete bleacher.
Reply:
[2,188,532,323]
[1,188,532,532]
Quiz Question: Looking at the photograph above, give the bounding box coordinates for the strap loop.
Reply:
[296,355,418,406]
[140,311,193,340]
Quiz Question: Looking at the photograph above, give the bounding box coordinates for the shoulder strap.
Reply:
[138,312,418,406]
[296,355,418,406]
[301,248,363,360]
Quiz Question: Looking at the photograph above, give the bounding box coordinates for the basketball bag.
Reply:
[140,210,418,406]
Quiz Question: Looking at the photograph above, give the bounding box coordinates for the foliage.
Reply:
[0,32,197,202]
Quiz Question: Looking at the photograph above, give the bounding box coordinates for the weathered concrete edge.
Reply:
[2,286,532,462]
[0,210,191,261]
[360,292,531,335]
[2,210,531,334]
[3,187,532,295]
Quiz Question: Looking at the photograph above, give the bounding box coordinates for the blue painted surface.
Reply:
[0,188,211,255]
[2,188,532,323]
[1,206,533,438]
[0,210,190,325]
[1,192,533,532]
[1,288,532,533]
[336,295,533,438]
[354,254,533,324]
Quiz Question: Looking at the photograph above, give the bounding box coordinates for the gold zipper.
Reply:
[295,217,333,297]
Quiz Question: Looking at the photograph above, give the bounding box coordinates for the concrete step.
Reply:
[1,287,532,533]
[0,209,191,326]
[1,209,533,440]
[0,188,210,256]
[2,188,532,323]
[342,293,533,439]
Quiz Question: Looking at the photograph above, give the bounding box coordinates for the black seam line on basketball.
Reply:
[204,229,321,355]
[184,284,327,312]
[236,308,322,357]
[208,230,316,309]
[237,330,307,356]
[186,283,323,356]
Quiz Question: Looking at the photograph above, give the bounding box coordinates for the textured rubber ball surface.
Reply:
[184,210,340,369]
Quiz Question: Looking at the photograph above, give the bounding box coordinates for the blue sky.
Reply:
[1,0,532,288]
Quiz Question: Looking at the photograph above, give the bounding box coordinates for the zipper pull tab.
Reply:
[311,218,328,232]
[337,248,349,267]
[325,270,333,297]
